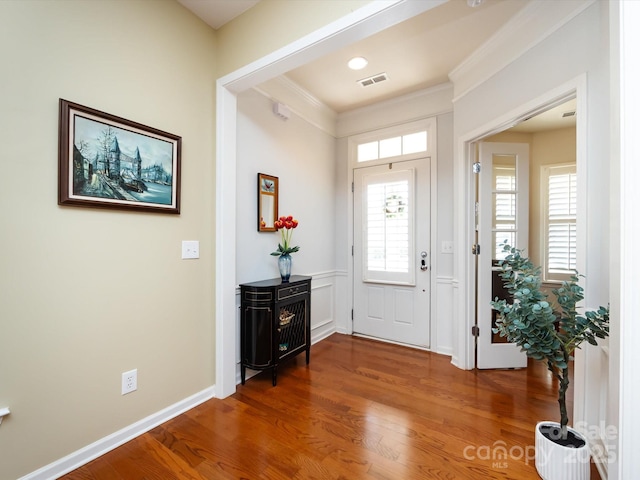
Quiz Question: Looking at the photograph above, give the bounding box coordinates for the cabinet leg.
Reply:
[272,367,277,386]
[241,365,246,385]
[306,347,310,365]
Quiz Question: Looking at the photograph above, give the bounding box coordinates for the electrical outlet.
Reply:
[121,369,137,395]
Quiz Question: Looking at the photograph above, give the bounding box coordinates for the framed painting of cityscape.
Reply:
[58,99,181,214]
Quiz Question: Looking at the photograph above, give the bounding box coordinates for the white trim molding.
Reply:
[337,82,453,138]
[453,75,587,372]
[612,2,640,477]
[253,75,338,137]
[18,388,215,480]
[449,0,595,102]
[434,276,454,356]
[217,0,450,402]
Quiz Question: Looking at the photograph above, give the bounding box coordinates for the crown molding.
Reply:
[336,82,453,138]
[339,82,453,119]
[275,74,328,110]
[449,0,596,103]
[254,75,337,136]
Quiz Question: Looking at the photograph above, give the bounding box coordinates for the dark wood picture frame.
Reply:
[258,173,279,231]
[58,99,181,214]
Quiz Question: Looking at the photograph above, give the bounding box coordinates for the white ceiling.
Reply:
[511,98,577,133]
[286,0,527,113]
[179,0,576,131]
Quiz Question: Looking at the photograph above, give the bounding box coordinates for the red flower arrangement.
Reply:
[270,215,300,256]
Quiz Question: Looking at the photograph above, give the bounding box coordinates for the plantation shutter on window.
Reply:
[361,168,415,285]
[544,164,577,281]
[493,164,517,260]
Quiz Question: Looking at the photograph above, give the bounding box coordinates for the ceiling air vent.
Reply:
[562,111,576,118]
[357,72,389,87]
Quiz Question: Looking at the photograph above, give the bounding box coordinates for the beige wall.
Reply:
[216,0,371,76]
[0,0,381,477]
[0,1,217,478]
[216,0,369,77]
[485,127,576,267]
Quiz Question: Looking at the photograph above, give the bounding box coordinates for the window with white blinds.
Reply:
[543,164,577,282]
[367,180,409,273]
[492,160,517,261]
[361,168,415,285]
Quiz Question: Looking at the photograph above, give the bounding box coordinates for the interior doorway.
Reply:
[216,2,444,398]
[472,98,578,369]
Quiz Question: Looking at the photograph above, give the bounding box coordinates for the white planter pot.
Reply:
[535,421,589,480]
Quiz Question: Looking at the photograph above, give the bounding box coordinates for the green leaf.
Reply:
[488,243,610,425]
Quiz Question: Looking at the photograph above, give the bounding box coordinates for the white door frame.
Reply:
[454,74,588,411]
[352,157,433,348]
[215,0,446,399]
[613,3,640,476]
[476,142,529,369]
[345,118,438,349]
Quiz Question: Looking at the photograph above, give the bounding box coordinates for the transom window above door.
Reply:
[358,131,427,162]
[349,118,434,166]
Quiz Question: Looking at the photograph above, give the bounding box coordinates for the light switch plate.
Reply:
[442,241,453,254]
[182,240,199,259]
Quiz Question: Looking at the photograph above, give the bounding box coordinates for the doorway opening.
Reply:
[215,2,443,398]
[470,95,580,370]
[347,118,437,350]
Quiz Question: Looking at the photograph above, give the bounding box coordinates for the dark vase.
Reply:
[278,254,292,282]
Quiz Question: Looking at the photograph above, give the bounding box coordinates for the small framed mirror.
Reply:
[258,173,278,232]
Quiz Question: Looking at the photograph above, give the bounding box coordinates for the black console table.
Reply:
[239,275,311,386]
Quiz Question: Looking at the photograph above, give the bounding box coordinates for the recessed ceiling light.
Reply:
[467,0,484,6]
[348,56,368,70]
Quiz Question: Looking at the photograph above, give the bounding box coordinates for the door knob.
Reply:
[420,252,428,271]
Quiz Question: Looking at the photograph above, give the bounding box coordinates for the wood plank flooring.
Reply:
[61,334,601,479]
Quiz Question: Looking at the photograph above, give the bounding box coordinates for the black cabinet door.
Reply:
[242,305,272,367]
[240,276,311,386]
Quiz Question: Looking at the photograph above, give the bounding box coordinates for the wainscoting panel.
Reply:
[334,270,350,334]
[310,274,337,344]
[435,276,454,356]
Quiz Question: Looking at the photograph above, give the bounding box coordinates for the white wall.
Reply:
[236,88,337,282]
[435,111,454,354]
[452,0,613,474]
[453,0,610,351]
[235,88,338,349]
[240,81,456,355]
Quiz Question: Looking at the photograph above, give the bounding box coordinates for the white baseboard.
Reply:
[19,387,216,480]
[311,319,336,345]
[436,346,453,356]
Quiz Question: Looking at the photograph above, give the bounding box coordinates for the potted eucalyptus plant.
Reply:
[490,244,609,480]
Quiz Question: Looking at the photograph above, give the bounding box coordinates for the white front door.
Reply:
[353,158,430,347]
[477,142,529,369]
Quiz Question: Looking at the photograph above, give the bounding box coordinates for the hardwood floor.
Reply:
[62,334,601,479]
